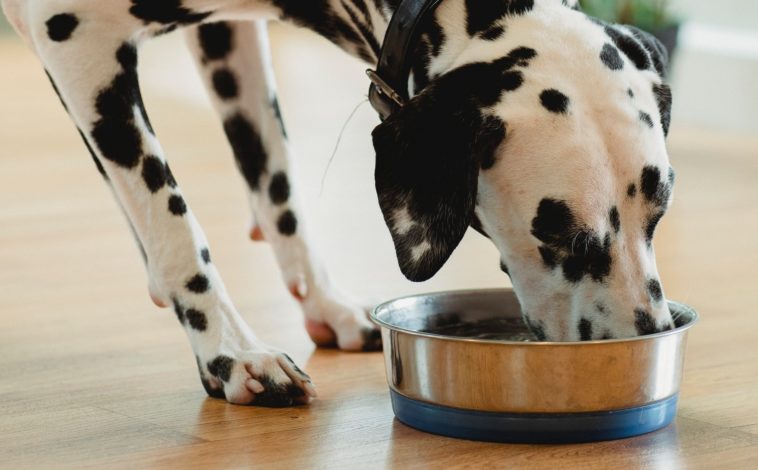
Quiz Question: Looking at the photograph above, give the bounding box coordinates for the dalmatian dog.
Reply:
[2,0,675,406]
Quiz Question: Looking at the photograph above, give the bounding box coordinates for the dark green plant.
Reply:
[581,0,678,30]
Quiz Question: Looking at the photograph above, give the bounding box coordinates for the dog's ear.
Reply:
[624,25,669,76]
[622,25,672,135]
[607,23,669,77]
[605,24,672,134]
[371,70,506,282]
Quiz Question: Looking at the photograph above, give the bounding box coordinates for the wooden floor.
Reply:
[1,25,758,469]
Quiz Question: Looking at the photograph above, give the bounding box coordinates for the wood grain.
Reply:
[1,24,757,469]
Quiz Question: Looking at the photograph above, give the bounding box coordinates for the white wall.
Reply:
[669,1,758,135]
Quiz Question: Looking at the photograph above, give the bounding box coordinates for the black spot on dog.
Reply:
[223,113,267,191]
[251,376,307,407]
[627,88,635,98]
[641,166,661,201]
[579,318,593,341]
[605,25,651,70]
[186,274,209,293]
[480,24,505,41]
[506,0,535,15]
[627,26,669,76]
[91,43,144,169]
[531,199,576,244]
[634,308,657,335]
[200,248,211,264]
[465,0,533,37]
[500,261,509,275]
[470,214,490,239]
[77,129,108,178]
[168,194,187,215]
[268,172,290,205]
[501,71,524,92]
[141,155,167,192]
[164,162,177,187]
[271,96,288,139]
[185,308,208,331]
[211,68,238,99]
[648,279,663,302]
[361,328,383,351]
[510,46,537,60]
[639,111,654,128]
[531,199,612,282]
[197,356,225,399]
[46,13,79,42]
[267,0,365,61]
[539,246,558,269]
[197,22,233,62]
[478,116,507,170]
[277,210,297,236]
[641,166,671,207]
[45,70,67,111]
[340,0,381,60]
[596,303,608,316]
[600,43,624,71]
[172,298,185,324]
[153,24,179,37]
[653,83,673,136]
[207,355,234,382]
[609,206,620,233]
[524,316,547,341]
[540,89,570,114]
[627,183,637,198]
[561,232,612,283]
[425,16,446,57]
[644,211,664,243]
[130,0,211,25]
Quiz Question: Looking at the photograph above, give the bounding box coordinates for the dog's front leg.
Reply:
[22,6,315,406]
[185,20,381,351]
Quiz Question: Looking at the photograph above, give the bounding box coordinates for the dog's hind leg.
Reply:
[185,20,381,351]
[16,1,316,406]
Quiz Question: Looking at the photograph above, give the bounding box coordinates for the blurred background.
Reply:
[582,0,758,134]
[1,1,757,467]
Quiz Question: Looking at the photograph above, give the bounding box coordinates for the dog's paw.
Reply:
[196,350,317,406]
[300,292,382,352]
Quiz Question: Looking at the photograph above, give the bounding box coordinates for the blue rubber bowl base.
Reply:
[390,390,678,443]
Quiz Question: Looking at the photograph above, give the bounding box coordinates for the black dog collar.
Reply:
[367,0,446,120]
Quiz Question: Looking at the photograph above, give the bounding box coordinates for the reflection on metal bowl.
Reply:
[371,289,698,443]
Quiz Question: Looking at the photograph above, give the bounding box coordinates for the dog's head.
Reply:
[372,5,675,341]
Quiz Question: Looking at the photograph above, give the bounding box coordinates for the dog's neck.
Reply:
[275,0,472,97]
[276,0,577,99]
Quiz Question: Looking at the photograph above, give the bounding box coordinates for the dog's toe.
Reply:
[250,376,309,407]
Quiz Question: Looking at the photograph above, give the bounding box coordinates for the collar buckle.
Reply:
[366,69,406,108]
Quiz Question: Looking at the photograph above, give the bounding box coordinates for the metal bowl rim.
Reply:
[370,288,698,346]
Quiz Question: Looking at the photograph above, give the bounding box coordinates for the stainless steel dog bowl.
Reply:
[370,289,698,443]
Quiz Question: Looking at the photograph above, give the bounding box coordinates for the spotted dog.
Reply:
[2,0,675,406]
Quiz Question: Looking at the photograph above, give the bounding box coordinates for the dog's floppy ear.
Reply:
[607,23,669,77]
[624,25,669,77]
[605,23,672,134]
[621,25,673,135]
[371,68,506,282]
